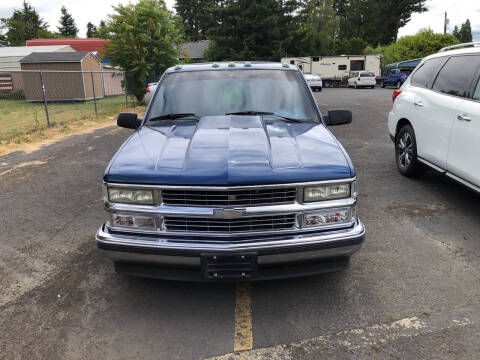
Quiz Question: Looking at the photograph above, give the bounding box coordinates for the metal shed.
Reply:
[20,52,103,101]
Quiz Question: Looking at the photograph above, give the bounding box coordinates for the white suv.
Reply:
[388,43,480,193]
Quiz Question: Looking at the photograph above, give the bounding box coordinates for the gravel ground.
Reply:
[0,87,479,360]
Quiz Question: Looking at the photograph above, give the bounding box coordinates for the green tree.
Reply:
[205,0,299,61]
[57,6,78,37]
[381,29,458,65]
[334,0,427,46]
[452,25,460,40]
[174,0,216,41]
[100,0,183,102]
[455,19,472,43]
[299,0,338,56]
[86,22,98,38]
[0,1,49,46]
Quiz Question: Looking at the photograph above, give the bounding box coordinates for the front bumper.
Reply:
[95,220,365,281]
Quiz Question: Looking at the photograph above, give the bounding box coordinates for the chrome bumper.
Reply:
[96,220,365,267]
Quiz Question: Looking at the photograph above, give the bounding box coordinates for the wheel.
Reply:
[396,80,401,89]
[324,81,330,88]
[354,82,358,89]
[371,86,375,89]
[395,125,424,177]
[318,87,322,92]
[381,80,385,88]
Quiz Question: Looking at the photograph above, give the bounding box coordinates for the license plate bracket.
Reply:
[201,253,258,280]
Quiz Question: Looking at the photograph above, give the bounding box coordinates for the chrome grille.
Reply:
[162,188,297,207]
[164,214,296,233]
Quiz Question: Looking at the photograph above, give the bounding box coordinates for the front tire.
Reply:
[395,125,423,177]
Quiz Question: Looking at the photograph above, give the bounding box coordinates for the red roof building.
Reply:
[26,38,109,57]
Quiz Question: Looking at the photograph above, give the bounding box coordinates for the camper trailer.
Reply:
[281,55,382,87]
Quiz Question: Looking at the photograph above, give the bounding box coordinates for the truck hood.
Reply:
[105,115,353,185]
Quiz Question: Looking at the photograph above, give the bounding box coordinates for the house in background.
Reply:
[0,45,74,93]
[180,40,209,63]
[20,52,104,101]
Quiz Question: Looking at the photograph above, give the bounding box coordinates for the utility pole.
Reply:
[444,12,447,34]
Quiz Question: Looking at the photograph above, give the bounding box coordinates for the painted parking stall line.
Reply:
[234,282,253,352]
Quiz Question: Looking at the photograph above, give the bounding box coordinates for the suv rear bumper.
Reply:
[95,220,365,281]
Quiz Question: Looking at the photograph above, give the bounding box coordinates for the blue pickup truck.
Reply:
[96,62,365,281]
[381,68,410,88]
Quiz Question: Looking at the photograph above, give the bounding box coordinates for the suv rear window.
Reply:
[432,55,480,98]
[410,57,445,88]
[360,72,375,77]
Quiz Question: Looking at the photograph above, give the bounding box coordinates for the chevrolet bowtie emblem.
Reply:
[213,208,246,219]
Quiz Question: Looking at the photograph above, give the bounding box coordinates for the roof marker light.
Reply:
[244,61,252,67]
[174,64,182,70]
[282,63,290,68]
[228,62,236,67]
[212,62,219,68]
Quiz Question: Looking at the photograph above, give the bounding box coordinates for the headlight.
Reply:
[108,187,154,205]
[303,207,355,228]
[303,183,351,202]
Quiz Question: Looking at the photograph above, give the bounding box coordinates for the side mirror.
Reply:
[323,109,352,126]
[117,113,142,129]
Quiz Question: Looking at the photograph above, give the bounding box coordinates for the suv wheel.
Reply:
[395,125,423,177]
[354,82,358,89]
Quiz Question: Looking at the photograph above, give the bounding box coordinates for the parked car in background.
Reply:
[304,74,322,91]
[96,62,365,281]
[347,71,376,89]
[144,82,158,103]
[381,68,411,88]
[388,43,480,193]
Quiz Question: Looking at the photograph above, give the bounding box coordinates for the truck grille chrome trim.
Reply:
[164,214,296,233]
[162,188,297,207]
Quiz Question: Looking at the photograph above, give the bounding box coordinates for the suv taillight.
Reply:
[357,77,361,81]
[392,89,402,103]
[146,86,150,93]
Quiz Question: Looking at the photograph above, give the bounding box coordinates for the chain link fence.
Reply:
[0,70,137,141]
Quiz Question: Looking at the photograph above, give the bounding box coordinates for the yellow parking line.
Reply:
[234,282,253,352]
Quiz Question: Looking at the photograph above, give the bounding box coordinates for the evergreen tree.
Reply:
[86,22,98,38]
[458,19,472,43]
[57,6,78,37]
[174,0,216,41]
[0,1,49,46]
[299,0,338,56]
[205,0,299,61]
[452,25,460,40]
[334,0,427,46]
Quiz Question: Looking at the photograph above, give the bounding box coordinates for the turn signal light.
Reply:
[392,89,402,103]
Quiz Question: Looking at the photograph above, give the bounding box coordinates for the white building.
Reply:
[0,45,74,71]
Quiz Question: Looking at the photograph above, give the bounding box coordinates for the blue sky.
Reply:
[0,0,478,41]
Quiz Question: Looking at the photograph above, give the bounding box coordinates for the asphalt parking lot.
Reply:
[1,87,479,359]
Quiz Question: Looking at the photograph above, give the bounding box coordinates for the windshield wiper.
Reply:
[267,114,313,123]
[149,113,199,121]
[226,111,274,116]
[225,111,312,123]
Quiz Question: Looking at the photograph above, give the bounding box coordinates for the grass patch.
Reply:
[0,95,139,141]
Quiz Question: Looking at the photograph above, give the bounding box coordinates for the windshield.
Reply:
[147,69,319,123]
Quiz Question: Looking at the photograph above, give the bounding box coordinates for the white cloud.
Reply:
[0,0,176,38]
[398,0,480,40]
